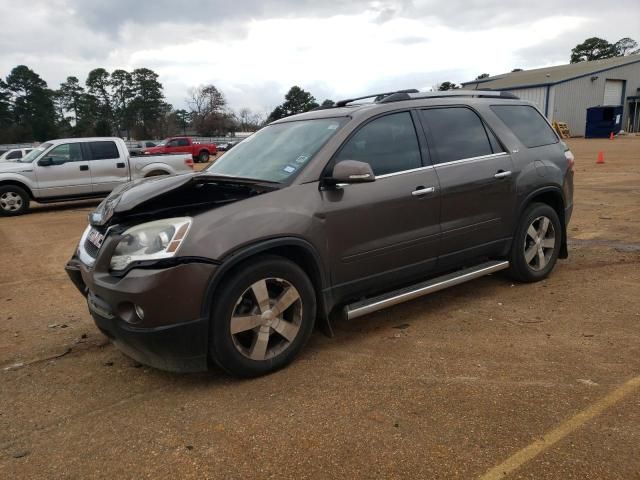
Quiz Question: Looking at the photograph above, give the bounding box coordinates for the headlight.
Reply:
[110,217,192,271]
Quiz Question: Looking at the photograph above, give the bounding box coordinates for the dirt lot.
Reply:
[1,138,639,479]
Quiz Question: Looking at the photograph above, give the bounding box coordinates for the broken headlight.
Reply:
[110,217,192,271]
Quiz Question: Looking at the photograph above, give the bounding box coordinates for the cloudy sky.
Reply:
[1,0,638,115]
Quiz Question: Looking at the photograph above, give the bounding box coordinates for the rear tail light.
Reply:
[185,158,194,169]
[564,150,575,172]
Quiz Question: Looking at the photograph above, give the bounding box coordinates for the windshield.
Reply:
[156,139,169,146]
[205,118,347,183]
[19,143,52,163]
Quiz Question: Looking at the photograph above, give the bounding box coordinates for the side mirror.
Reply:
[38,157,54,166]
[328,160,375,184]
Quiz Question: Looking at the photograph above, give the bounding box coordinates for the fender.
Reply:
[200,236,333,335]
[517,185,568,259]
[0,175,36,198]
[137,163,173,177]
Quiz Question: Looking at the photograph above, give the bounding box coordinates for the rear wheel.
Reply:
[198,151,210,163]
[0,185,29,216]
[508,202,562,282]
[209,256,316,377]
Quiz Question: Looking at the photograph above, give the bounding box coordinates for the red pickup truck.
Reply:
[142,137,218,163]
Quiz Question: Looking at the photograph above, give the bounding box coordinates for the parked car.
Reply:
[0,137,194,216]
[128,140,157,156]
[0,148,33,162]
[143,136,217,163]
[66,90,574,378]
[216,142,231,151]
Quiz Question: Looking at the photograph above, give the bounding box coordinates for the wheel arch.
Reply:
[201,237,332,332]
[0,180,34,200]
[144,169,170,177]
[519,186,568,259]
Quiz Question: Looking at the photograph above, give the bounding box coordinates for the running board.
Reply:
[345,260,510,320]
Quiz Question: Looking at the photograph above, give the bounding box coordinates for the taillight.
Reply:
[564,150,575,172]
[185,158,194,169]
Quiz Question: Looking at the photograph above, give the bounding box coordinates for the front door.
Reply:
[34,142,93,197]
[321,111,441,300]
[418,107,516,267]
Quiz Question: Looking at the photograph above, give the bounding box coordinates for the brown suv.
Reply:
[66,89,575,377]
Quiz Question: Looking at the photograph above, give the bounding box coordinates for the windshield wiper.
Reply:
[197,172,281,186]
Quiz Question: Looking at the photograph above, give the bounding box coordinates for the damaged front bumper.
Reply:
[65,257,217,373]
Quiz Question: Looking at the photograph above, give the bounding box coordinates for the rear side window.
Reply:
[419,108,493,164]
[87,141,119,160]
[491,105,558,148]
[335,112,421,176]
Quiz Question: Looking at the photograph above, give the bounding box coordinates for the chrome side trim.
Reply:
[333,152,508,186]
[376,165,435,179]
[434,152,508,168]
[346,260,509,320]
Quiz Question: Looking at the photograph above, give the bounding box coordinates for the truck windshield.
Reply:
[19,143,52,163]
[205,117,347,183]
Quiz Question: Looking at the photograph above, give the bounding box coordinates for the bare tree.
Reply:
[187,84,229,135]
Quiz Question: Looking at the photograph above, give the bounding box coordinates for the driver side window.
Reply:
[47,143,84,164]
[334,111,422,176]
[167,139,179,147]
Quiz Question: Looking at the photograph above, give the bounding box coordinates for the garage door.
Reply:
[604,80,624,105]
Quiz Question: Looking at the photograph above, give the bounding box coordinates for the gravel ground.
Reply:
[0,138,639,479]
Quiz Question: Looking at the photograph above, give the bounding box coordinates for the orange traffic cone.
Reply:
[609,132,615,140]
[597,151,605,164]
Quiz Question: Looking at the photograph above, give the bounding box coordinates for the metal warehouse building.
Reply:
[462,54,640,136]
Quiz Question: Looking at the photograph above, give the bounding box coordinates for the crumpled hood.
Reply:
[89,173,197,226]
[89,172,278,227]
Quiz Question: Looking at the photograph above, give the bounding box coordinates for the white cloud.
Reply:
[0,0,637,116]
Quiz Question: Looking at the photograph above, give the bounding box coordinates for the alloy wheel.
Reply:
[230,277,303,361]
[0,191,23,212]
[523,215,556,271]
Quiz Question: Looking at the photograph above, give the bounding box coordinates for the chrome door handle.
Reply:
[494,170,512,179]
[411,186,436,196]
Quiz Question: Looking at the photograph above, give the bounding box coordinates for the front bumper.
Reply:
[65,257,217,372]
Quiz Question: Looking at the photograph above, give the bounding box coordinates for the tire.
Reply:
[508,202,562,283]
[198,151,210,163]
[0,185,30,216]
[209,255,316,378]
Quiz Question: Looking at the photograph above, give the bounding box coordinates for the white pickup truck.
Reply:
[0,137,194,216]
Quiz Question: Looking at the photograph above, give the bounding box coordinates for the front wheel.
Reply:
[0,185,30,216]
[508,202,562,282]
[209,256,316,377]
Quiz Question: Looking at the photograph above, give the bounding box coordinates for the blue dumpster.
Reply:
[585,105,623,138]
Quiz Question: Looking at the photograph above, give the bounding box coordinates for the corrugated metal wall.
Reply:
[552,62,640,136]
[504,87,548,113]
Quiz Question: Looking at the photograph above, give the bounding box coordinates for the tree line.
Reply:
[0,66,267,143]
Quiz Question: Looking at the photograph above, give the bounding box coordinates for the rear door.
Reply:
[418,106,515,267]
[321,111,441,299]
[34,143,93,197]
[84,140,129,194]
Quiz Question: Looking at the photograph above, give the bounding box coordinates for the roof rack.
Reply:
[334,89,419,107]
[377,89,519,103]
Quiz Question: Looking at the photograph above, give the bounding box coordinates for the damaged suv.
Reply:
[66,89,574,377]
